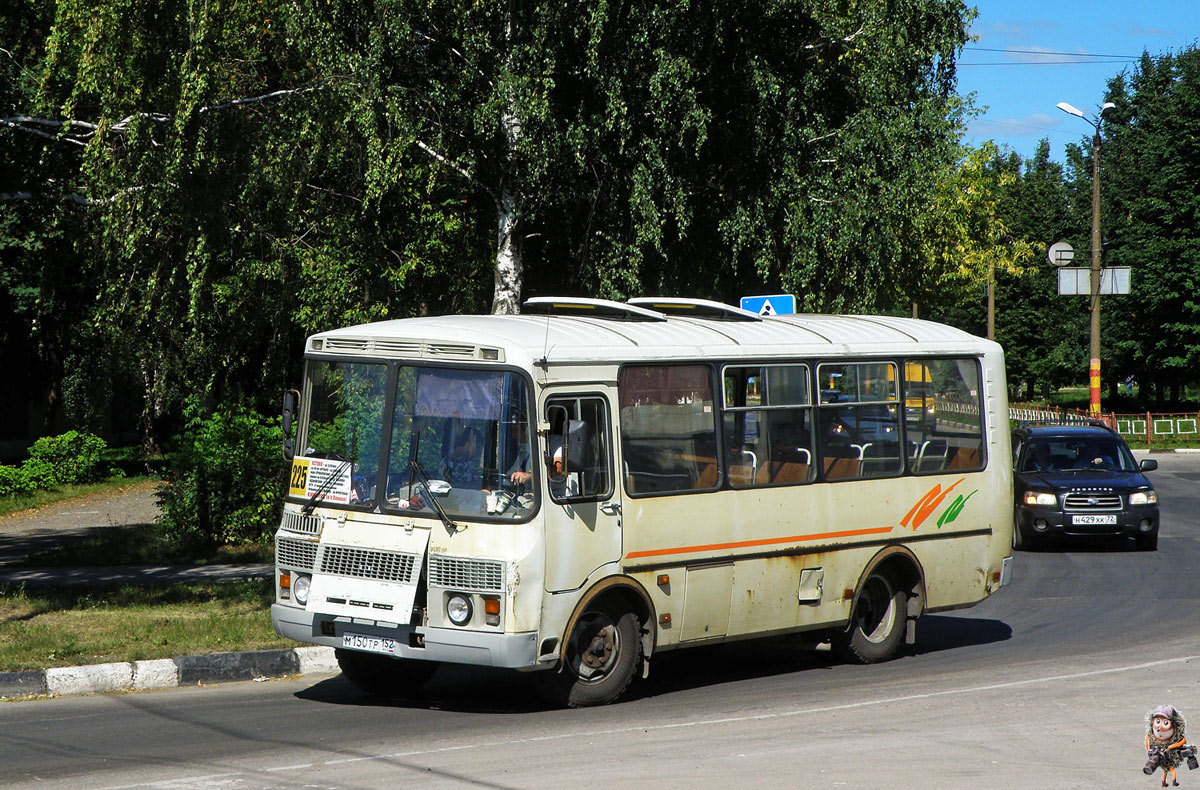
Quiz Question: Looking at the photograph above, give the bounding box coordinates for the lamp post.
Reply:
[1056,100,1115,418]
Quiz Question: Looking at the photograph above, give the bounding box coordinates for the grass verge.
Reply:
[0,581,292,672]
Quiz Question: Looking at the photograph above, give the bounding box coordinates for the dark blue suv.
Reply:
[1011,423,1160,550]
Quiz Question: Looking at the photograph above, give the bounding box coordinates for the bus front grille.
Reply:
[280,511,321,535]
[320,545,418,583]
[429,556,505,592]
[276,536,318,570]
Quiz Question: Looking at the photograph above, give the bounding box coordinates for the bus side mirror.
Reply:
[546,405,569,480]
[282,389,299,460]
[564,419,589,473]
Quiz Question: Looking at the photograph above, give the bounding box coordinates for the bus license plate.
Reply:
[342,633,397,655]
[1072,514,1117,526]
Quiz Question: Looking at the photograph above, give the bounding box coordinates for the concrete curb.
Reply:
[0,646,339,700]
[1135,448,1200,454]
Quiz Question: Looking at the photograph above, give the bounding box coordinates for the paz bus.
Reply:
[272,297,1013,707]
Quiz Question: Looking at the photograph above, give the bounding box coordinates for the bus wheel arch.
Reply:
[833,547,926,664]
[535,576,655,707]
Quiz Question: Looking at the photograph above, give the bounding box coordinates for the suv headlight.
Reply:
[1023,491,1057,506]
[1129,490,1158,505]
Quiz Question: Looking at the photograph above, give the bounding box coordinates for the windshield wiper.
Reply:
[301,459,352,515]
[410,459,462,533]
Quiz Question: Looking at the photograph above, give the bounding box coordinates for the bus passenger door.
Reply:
[542,393,622,593]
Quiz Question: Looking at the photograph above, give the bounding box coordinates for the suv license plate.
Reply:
[1072,514,1117,525]
[343,633,397,655]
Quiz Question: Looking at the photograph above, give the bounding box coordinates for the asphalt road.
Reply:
[4,455,1200,789]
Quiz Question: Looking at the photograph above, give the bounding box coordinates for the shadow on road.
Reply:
[296,615,1011,713]
[912,614,1012,654]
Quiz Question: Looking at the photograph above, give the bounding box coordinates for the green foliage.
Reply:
[1098,47,1200,402]
[0,430,107,498]
[7,0,992,441]
[19,458,58,489]
[26,430,108,484]
[0,466,35,498]
[157,400,284,553]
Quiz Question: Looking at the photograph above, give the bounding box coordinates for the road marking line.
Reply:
[95,653,1200,788]
[324,653,1200,764]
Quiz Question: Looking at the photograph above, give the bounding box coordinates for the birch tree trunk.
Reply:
[491,2,523,315]
[492,184,522,314]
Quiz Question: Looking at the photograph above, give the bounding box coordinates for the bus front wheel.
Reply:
[832,572,906,664]
[535,602,643,708]
[335,648,437,698]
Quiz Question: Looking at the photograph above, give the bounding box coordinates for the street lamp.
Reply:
[1056,100,1116,418]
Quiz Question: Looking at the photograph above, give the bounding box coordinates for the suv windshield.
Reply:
[1021,437,1137,473]
[291,360,534,520]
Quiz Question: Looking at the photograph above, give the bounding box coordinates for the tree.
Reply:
[1099,48,1200,404]
[4,0,983,450]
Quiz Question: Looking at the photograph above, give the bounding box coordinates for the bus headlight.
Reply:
[293,574,312,606]
[447,594,473,626]
[1023,491,1056,506]
[1129,490,1158,505]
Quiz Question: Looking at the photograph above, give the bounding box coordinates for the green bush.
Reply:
[26,430,107,485]
[0,465,34,497]
[19,457,57,489]
[157,400,285,552]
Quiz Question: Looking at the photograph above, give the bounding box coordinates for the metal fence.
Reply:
[1009,404,1200,446]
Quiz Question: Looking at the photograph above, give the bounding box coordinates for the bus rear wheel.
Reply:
[335,648,437,698]
[832,572,906,664]
[535,602,642,708]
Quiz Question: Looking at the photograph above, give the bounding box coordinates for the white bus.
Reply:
[272,297,1013,707]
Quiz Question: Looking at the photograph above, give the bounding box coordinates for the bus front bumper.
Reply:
[272,604,539,669]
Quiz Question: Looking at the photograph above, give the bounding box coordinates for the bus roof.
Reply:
[306,298,997,366]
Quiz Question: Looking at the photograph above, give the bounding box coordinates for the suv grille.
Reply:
[429,555,505,592]
[319,545,418,583]
[1065,491,1122,510]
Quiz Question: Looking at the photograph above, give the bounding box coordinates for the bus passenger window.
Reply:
[619,365,718,495]
[816,362,901,481]
[721,364,814,488]
[906,358,985,474]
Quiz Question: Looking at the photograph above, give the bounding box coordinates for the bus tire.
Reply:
[535,602,642,708]
[335,648,437,698]
[832,571,906,664]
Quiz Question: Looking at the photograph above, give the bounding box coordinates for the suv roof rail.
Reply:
[1016,417,1116,432]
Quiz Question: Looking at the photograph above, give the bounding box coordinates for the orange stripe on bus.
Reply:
[624,526,895,560]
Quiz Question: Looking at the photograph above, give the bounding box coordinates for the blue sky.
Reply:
[956,1,1200,162]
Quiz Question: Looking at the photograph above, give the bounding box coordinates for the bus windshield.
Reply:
[293,361,534,520]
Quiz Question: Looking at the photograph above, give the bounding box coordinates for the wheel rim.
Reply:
[855,575,898,644]
[568,610,621,683]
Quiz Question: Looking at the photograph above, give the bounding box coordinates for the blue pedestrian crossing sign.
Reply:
[739,294,796,316]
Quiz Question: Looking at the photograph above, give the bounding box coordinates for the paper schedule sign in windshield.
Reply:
[289,456,353,503]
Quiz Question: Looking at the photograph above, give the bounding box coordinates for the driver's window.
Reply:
[545,396,613,503]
